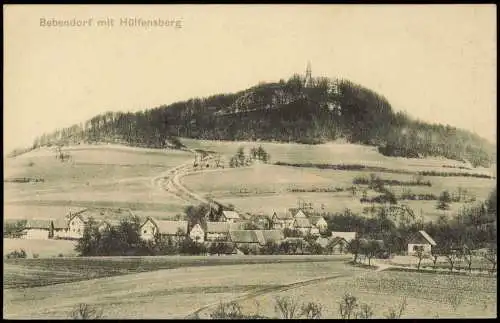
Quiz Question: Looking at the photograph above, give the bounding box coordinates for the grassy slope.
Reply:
[181,163,495,221]
[3,145,194,217]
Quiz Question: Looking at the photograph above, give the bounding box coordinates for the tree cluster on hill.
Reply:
[30,74,494,167]
[229,146,270,168]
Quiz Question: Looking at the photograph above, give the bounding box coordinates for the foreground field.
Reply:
[3,238,77,259]
[3,256,353,319]
[226,268,497,319]
[4,145,194,219]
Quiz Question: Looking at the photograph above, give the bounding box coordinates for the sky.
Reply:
[4,4,497,153]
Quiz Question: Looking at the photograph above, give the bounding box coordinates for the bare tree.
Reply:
[385,296,407,319]
[443,247,461,272]
[481,245,497,274]
[274,296,301,319]
[339,293,359,319]
[413,245,425,271]
[69,303,103,320]
[461,246,473,274]
[300,302,323,319]
[357,303,374,319]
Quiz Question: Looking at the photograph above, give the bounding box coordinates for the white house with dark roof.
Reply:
[408,230,437,255]
[220,211,240,223]
[189,223,205,242]
[140,217,188,242]
[309,216,328,232]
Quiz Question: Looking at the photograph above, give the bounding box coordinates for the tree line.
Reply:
[29,74,494,167]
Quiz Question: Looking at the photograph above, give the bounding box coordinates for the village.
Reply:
[10,201,436,258]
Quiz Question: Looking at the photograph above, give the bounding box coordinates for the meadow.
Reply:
[3,256,353,319]
[3,145,194,219]
[229,268,497,319]
[180,138,495,177]
[181,163,495,221]
[3,238,77,259]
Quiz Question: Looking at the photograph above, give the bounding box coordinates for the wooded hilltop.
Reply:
[30,73,495,167]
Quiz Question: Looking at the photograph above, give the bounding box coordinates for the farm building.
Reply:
[67,211,88,239]
[326,237,349,254]
[292,218,312,236]
[260,230,285,244]
[331,231,357,242]
[23,219,52,239]
[288,208,307,218]
[220,211,240,223]
[309,216,328,232]
[281,237,309,254]
[229,230,262,253]
[189,223,205,242]
[205,222,243,241]
[51,219,69,238]
[140,218,188,242]
[407,230,437,255]
[271,211,295,230]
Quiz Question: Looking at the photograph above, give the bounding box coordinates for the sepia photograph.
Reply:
[3,4,497,319]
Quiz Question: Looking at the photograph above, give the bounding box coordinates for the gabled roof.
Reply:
[310,216,327,225]
[229,230,260,243]
[206,222,230,233]
[329,236,349,247]
[293,218,312,228]
[52,219,68,229]
[289,208,308,218]
[25,219,52,229]
[156,220,188,235]
[418,230,437,246]
[222,211,240,219]
[260,230,284,243]
[272,212,293,220]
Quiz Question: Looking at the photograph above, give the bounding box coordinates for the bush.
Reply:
[69,303,103,319]
[210,301,243,319]
[32,253,39,259]
[274,296,301,319]
[6,249,27,259]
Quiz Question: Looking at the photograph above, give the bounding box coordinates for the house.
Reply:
[310,216,328,232]
[139,217,188,242]
[292,218,312,236]
[52,219,69,239]
[407,230,437,255]
[229,230,262,253]
[205,222,243,241]
[288,208,307,219]
[326,237,349,254]
[331,231,357,243]
[68,211,89,239]
[23,219,52,239]
[260,230,284,245]
[189,223,205,243]
[220,210,240,223]
[271,212,295,230]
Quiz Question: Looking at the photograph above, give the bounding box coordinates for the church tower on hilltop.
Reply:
[304,61,313,88]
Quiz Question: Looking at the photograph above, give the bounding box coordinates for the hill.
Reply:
[27,73,495,167]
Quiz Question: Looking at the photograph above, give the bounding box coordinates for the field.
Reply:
[181,163,496,221]
[3,255,354,319]
[3,238,77,259]
[227,269,497,319]
[4,145,194,220]
[180,138,496,177]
